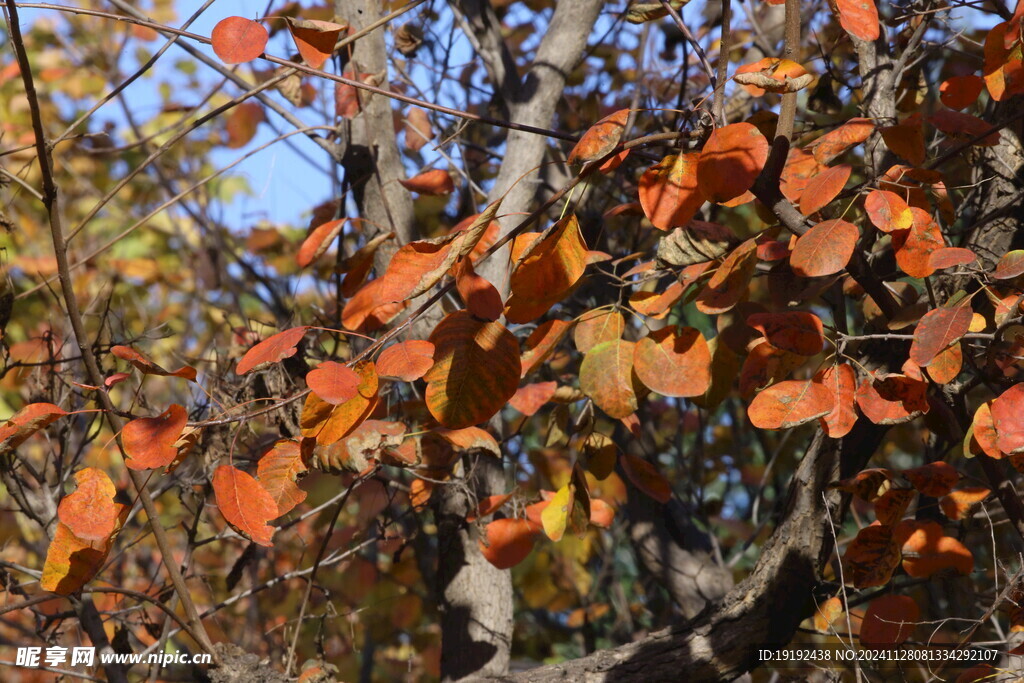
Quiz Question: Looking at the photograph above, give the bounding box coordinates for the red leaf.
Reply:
[111,345,197,381]
[928,247,976,270]
[212,465,277,546]
[939,75,985,109]
[856,373,930,425]
[790,219,859,277]
[799,164,852,215]
[211,17,268,64]
[880,114,927,166]
[377,340,435,381]
[696,123,769,203]
[342,277,407,332]
[235,327,310,375]
[123,404,188,470]
[748,379,832,429]
[902,461,960,497]
[860,595,918,647]
[929,109,1000,146]
[306,361,361,405]
[892,208,945,278]
[399,168,454,195]
[620,454,672,503]
[746,311,825,356]
[909,306,973,366]
[224,102,264,149]
[638,153,704,231]
[843,525,901,588]
[0,403,68,455]
[467,493,514,523]
[993,250,1024,279]
[816,363,858,438]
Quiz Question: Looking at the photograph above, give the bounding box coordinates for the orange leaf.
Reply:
[739,339,806,399]
[567,109,630,166]
[579,339,645,419]
[256,440,308,517]
[864,190,913,233]
[992,384,1024,454]
[286,18,346,70]
[856,373,930,425]
[467,493,514,523]
[520,319,572,377]
[695,238,758,314]
[424,311,520,428]
[399,168,454,195]
[123,404,188,471]
[620,454,672,503]
[235,327,310,375]
[56,468,119,542]
[0,402,67,455]
[902,461,960,497]
[434,426,501,457]
[926,342,963,384]
[111,345,197,381]
[212,465,277,546]
[301,361,378,445]
[939,74,985,110]
[41,508,125,595]
[816,363,858,438]
[506,214,588,323]
[632,326,711,398]
[733,57,810,96]
[836,0,880,41]
[940,487,990,521]
[211,17,268,64]
[860,595,918,648]
[478,518,540,569]
[696,123,769,204]
[895,519,973,577]
[224,101,264,149]
[341,231,393,296]
[509,381,558,416]
[341,277,407,332]
[377,340,435,381]
[781,147,826,202]
[968,402,1002,459]
[629,280,687,319]
[875,488,915,526]
[638,153,704,231]
[811,118,874,165]
[746,311,825,356]
[334,71,373,119]
[574,309,625,353]
[829,468,894,502]
[984,22,1024,102]
[909,306,973,367]
[453,257,503,321]
[880,114,926,166]
[748,379,832,429]
[790,219,859,277]
[892,208,945,278]
[306,361,361,405]
[843,524,901,588]
[799,164,852,215]
[814,596,845,633]
[296,219,345,268]
[404,106,434,153]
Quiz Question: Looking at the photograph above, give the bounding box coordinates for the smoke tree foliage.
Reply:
[2,0,1024,680]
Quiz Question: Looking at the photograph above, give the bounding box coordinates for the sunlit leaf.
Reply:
[123,404,188,471]
[235,327,310,375]
[632,326,711,398]
[211,17,269,64]
[212,465,277,546]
